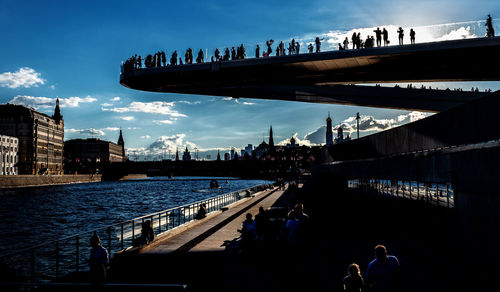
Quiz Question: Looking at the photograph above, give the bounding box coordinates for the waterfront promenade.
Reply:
[110,182,459,291]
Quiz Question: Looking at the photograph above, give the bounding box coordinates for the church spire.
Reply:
[217,150,221,161]
[117,129,125,160]
[269,125,274,149]
[53,97,62,124]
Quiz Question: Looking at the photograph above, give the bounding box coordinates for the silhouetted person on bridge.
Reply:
[295,42,300,54]
[266,39,274,55]
[196,49,204,63]
[343,37,349,50]
[161,51,166,67]
[224,48,230,60]
[374,27,382,47]
[397,27,404,45]
[256,44,260,58]
[134,220,155,246]
[170,51,177,66]
[308,43,314,53]
[215,48,220,61]
[88,235,109,285]
[315,37,322,52]
[486,14,495,37]
[410,29,416,44]
[137,55,142,69]
[195,203,207,219]
[352,32,357,49]
[366,245,401,292]
[383,28,389,46]
[231,46,236,60]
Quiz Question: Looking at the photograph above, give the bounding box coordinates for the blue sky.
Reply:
[0,0,499,159]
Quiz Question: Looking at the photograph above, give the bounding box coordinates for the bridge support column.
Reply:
[455,190,500,290]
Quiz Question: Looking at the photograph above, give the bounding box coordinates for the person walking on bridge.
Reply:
[397,27,404,45]
[382,28,389,46]
[374,27,382,47]
[486,14,495,37]
[410,29,416,44]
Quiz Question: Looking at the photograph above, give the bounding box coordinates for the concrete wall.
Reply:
[0,174,102,188]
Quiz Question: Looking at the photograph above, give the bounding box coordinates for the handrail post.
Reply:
[447,184,450,208]
[30,248,35,281]
[55,241,59,279]
[132,221,135,241]
[76,236,80,273]
[107,227,112,254]
[120,223,124,250]
[158,213,162,233]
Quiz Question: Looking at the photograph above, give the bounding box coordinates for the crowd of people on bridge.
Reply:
[122,15,495,74]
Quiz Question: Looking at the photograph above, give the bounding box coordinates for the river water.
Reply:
[0,177,271,256]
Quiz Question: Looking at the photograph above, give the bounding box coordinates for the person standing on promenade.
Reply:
[344,263,365,292]
[366,245,401,292]
[88,235,109,285]
[255,44,260,58]
[410,29,416,44]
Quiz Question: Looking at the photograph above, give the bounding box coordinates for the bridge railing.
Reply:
[0,183,273,282]
[348,179,454,208]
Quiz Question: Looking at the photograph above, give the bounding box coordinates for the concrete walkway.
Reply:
[141,186,285,255]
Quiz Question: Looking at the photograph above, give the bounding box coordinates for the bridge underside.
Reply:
[121,37,500,112]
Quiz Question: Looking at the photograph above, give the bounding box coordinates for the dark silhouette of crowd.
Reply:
[123,14,496,73]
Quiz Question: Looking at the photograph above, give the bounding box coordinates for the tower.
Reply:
[326,112,333,146]
[175,147,179,161]
[217,150,221,161]
[117,129,125,160]
[337,126,344,143]
[52,98,63,124]
[269,126,274,149]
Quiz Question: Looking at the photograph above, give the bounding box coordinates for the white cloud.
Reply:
[140,135,151,139]
[177,100,201,105]
[9,95,97,109]
[0,67,45,89]
[49,85,56,90]
[65,128,105,136]
[111,97,121,101]
[277,133,315,147]
[101,103,113,107]
[101,127,120,131]
[153,119,176,125]
[102,101,186,117]
[434,26,476,41]
[221,97,256,105]
[304,111,431,144]
[242,102,255,105]
[120,116,135,121]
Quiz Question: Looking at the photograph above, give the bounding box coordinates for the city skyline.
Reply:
[1,0,499,159]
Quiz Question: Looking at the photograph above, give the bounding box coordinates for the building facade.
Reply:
[64,138,125,174]
[0,134,19,175]
[0,101,64,174]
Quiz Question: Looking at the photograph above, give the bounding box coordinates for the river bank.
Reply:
[0,174,102,189]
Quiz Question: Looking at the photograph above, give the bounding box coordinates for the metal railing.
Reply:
[348,179,454,208]
[0,183,272,281]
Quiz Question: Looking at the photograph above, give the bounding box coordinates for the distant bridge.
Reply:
[120,37,500,112]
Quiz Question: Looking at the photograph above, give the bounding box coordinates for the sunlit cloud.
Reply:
[120,116,135,121]
[102,101,186,117]
[65,128,105,136]
[9,95,97,109]
[0,67,45,88]
[153,119,176,125]
[111,97,121,101]
[177,100,201,105]
[140,135,151,139]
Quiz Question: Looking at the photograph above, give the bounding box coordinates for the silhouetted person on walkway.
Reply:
[356,32,362,49]
[374,27,382,47]
[382,28,389,46]
[315,37,322,52]
[397,27,404,45]
[486,14,495,37]
[366,245,401,292]
[239,213,256,242]
[88,235,109,285]
[255,206,270,241]
[224,48,230,60]
[344,263,365,292]
[195,203,207,219]
[255,44,260,58]
[137,55,142,69]
[295,42,300,54]
[231,47,236,60]
[134,220,155,246]
[240,44,246,59]
[410,29,416,44]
